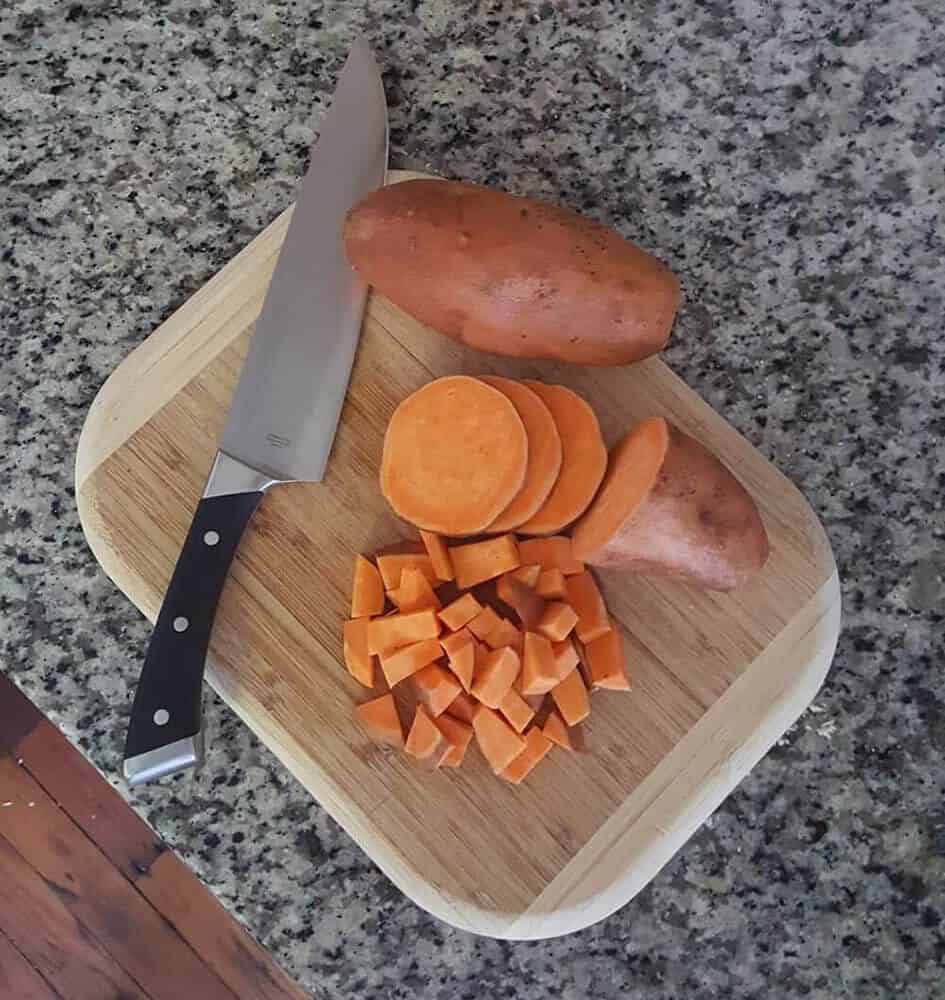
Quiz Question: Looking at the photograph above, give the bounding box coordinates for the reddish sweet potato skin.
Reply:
[578,427,769,590]
[344,179,680,366]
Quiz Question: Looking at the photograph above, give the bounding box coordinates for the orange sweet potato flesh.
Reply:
[450,534,521,589]
[440,630,475,691]
[536,568,567,600]
[380,376,528,535]
[438,592,482,631]
[343,618,374,688]
[389,567,442,613]
[520,631,560,696]
[536,601,579,642]
[484,617,523,654]
[352,555,385,618]
[405,704,450,768]
[565,571,612,644]
[480,377,563,531]
[379,638,444,687]
[368,610,440,656]
[473,706,527,773]
[499,688,535,733]
[376,552,438,591]
[344,179,680,366]
[355,693,403,747]
[551,668,590,726]
[435,713,474,766]
[419,530,455,581]
[471,646,521,709]
[496,575,546,631]
[445,690,479,724]
[467,604,503,641]
[551,639,580,680]
[572,417,770,590]
[510,564,541,588]
[542,710,573,751]
[518,536,584,575]
[413,662,463,716]
[516,383,607,535]
[584,627,631,691]
[500,727,553,784]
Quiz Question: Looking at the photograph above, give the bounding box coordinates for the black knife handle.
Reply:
[123,491,263,762]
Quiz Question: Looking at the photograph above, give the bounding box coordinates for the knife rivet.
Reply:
[203,531,220,546]
[153,709,170,726]
[173,616,189,633]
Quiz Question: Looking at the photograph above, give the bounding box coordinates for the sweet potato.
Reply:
[405,704,450,768]
[450,534,521,589]
[472,706,527,773]
[499,688,535,733]
[344,179,680,366]
[435,713,474,767]
[379,637,444,687]
[500,727,553,784]
[480,376,563,531]
[367,609,440,656]
[516,383,607,535]
[536,601,579,642]
[496,575,546,631]
[380,375,528,535]
[536,568,567,600]
[351,555,385,618]
[584,627,631,691]
[412,663,463,716]
[509,564,541,588]
[565,571,612,644]
[551,639,580,679]
[551,667,590,726]
[484,617,523,654]
[376,552,437,591]
[542,710,573,751]
[518,536,584,575]
[355,693,403,747]
[388,567,441,613]
[572,417,770,590]
[520,631,559,696]
[419,529,455,581]
[467,604,503,641]
[440,629,475,691]
[343,618,374,688]
[471,646,521,709]
[445,690,479,724]
[438,592,482,631]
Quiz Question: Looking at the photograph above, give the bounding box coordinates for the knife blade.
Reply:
[123,39,388,787]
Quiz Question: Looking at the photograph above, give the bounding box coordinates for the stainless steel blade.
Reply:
[219,39,388,483]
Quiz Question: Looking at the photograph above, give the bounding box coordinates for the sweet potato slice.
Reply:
[500,727,553,784]
[565,571,612,644]
[471,646,521,709]
[484,617,523,654]
[435,713,474,767]
[467,604,503,641]
[536,601,579,642]
[481,376,563,531]
[516,383,607,535]
[412,662,463,716]
[368,609,440,656]
[572,417,770,590]
[499,687,535,733]
[379,638,444,687]
[438,592,482,631]
[551,639,579,680]
[542,710,573,751]
[419,529,455,581]
[376,552,437,591]
[520,631,559,696]
[343,618,374,688]
[389,567,442,613]
[380,376,528,535]
[355,693,403,747]
[496,575,546,630]
[450,535,521,589]
[536,568,567,600]
[473,706,527,773]
[518,536,584,575]
[352,555,385,618]
[440,629,475,691]
[551,668,590,726]
[584,627,631,690]
[405,704,450,768]
[445,690,479,724]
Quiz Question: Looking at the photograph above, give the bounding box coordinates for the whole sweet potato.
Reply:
[343,179,680,366]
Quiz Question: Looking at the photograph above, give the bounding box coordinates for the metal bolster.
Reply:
[123,733,205,787]
[202,450,281,498]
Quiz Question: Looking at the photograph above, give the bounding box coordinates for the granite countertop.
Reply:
[3,1,942,997]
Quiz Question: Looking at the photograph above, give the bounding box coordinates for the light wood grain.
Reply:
[75,171,839,938]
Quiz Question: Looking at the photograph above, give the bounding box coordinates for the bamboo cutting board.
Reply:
[76,171,840,939]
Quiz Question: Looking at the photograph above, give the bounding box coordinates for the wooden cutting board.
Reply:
[76,171,840,939]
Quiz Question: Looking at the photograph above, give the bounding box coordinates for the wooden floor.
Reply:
[0,671,307,1000]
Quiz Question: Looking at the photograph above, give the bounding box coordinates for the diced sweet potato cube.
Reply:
[379,638,443,687]
[351,555,385,618]
[444,640,474,692]
[471,646,521,709]
[472,706,527,773]
[438,592,483,631]
[584,627,631,690]
[536,568,567,600]
[419,529,455,581]
[440,627,473,659]
[565,571,612,644]
[542,710,573,750]
[376,552,437,591]
[537,601,579,642]
[500,727,553,784]
[367,610,440,656]
[496,575,546,630]
[355,693,403,747]
[509,564,541,588]
[449,535,521,589]
[518,536,584,575]
[499,687,535,733]
[520,631,559,696]
[389,567,442,613]
[485,617,523,654]
[405,704,450,768]
[551,639,579,681]
[467,605,503,641]
[551,668,590,726]
[343,617,374,687]
[435,713,474,766]
[445,690,479,724]
[412,662,463,716]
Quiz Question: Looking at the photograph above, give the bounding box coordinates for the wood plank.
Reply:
[0,835,149,1000]
[0,929,62,1000]
[0,757,238,1000]
[12,717,307,1000]
[0,671,42,754]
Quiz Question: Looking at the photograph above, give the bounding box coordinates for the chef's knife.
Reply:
[123,40,388,787]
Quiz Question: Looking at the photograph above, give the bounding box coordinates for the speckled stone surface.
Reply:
[2,1,943,997]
